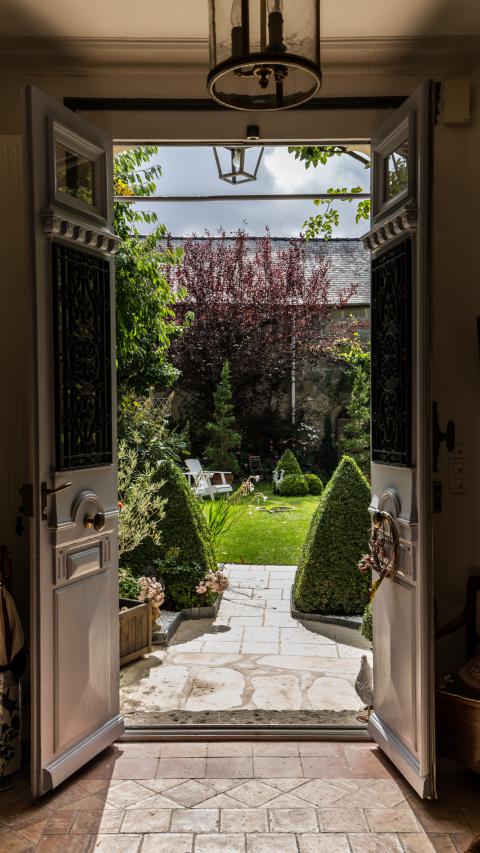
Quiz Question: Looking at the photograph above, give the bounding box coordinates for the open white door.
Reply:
[25,86,123,796]
[363,81,435,798]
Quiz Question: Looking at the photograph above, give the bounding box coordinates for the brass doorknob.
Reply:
[83,512,106,531]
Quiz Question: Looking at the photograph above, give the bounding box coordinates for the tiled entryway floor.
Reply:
[1,742,479,851]
[120,565,373,724]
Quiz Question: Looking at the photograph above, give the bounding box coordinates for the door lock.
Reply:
[83,512,106,532]
[41,481,72,520]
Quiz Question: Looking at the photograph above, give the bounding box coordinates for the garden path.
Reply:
[120,565,373,725]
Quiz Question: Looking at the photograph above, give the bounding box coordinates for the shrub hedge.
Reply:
[156,558,216,611]
[304,473,323,495]
[361,600,373,644]
[123,458,217,578]
[278,473,309,497]
[293,455,371,615]
[276,448,302,476]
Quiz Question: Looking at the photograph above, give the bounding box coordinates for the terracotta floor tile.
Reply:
[220,807,268,832]
[88,834,141,852]
[348,832,403,852]
[251,743,299,757]
[253,757,303,778]
[160,780,217,807]
[246,834,297,852]
[170,808,220,833]
[120,808,171,832]
[115,743,164,759]
[293,778,349,807]
[0,828,35,852]
[300,757,352,779]
[226,780,279,806]
[35,835,92,852]
[194,834,245,853]
[207,743,253,757]
[111,758,158,780]
[42,812,74,834]
[156,758,207,778]
[140,833,194,852]
[15,819,47,844]
[400,834,445,851]
[161,743,208,758]
[413,809,471,834]
[104,781,153,809]
[319,807,369,832]
[206,758,253,778]
[70,810,124,834]
[365,807,422,833]
[297,743,345,757]
[297,833,351,852]
[268,807,319,832]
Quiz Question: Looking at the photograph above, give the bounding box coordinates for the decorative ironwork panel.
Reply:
[52,243,112,470]
[371,238,412,467]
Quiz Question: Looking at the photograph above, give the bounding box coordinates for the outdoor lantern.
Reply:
[207,0,321,110]
[213,125,264,184]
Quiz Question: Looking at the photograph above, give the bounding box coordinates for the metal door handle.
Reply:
[41,481,72,520]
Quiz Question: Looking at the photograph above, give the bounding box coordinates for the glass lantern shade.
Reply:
[207,0,321,110]
[213,145,264,184]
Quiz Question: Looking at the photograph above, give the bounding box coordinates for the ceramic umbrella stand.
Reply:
[0,566,26,791]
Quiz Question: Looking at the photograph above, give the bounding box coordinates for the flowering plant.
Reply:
[196,568,229,596]
[137,575,165,625]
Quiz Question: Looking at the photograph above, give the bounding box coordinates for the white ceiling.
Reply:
[1,0,479,39]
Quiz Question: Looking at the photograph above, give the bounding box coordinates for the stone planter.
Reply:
[119,598,152,666]
[153,593,223,647]
[290,589,362,630]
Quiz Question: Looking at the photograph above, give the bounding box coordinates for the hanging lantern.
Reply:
[207,0,321,111]
[213,125,264,184]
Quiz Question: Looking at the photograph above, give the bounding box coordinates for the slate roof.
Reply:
[159,237,370,306]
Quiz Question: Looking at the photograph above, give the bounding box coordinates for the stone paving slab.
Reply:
[120,565,372,724]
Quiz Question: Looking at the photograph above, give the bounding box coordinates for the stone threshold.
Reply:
[290,589,362,630]
[122,709,367,727]
[153,593,223,646]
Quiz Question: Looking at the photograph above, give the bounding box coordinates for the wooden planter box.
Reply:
[119,598,152,667]
[436,688,480,773]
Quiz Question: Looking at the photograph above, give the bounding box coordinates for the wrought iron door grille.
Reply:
[52,242,113,470]
[371,238,412,467]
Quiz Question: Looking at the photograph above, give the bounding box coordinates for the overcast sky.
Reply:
[131,145,370,238]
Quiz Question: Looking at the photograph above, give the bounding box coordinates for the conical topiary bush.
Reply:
[276,448,302,476]
[293,455,371,615]
[123,458,217,577]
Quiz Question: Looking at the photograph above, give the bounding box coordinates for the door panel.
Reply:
[363,81,435,798]
[25,86,123,796]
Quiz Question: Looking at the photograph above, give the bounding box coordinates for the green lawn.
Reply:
[206,484,320,565]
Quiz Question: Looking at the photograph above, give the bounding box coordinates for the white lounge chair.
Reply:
[184,458,233,501]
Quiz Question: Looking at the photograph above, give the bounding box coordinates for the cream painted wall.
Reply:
[432,64,480,673]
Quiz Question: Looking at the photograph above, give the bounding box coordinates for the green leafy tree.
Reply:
[338,337,371,476]
[288,145,371,240]
[114,147,185,399]
[204,361,241,474]
[318,414,338,479]
[293,455,371,614]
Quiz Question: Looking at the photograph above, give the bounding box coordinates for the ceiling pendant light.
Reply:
[213,124,264,184]
[207,0,321,111]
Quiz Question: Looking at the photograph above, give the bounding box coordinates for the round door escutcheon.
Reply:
[93,512,106,531]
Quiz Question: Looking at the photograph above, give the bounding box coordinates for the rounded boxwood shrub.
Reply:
[276,448,302,476]
[304,473,323,495]
[361,600,373,644]
[156,558,216,611]
[124,458,217,578]
[293,455,371,615]
[278,473,309,497]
